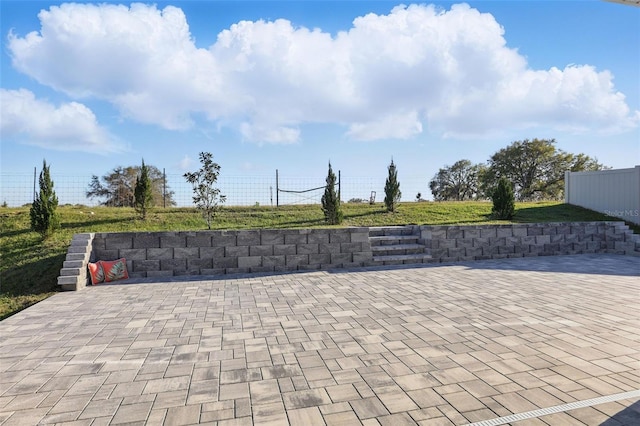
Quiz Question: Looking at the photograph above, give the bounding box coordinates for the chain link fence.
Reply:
[0,170,429,207]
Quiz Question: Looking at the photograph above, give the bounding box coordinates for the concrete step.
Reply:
[369,235,419,245]
[369,226,417,237]
[371,253,433,265]
[371,244,427,256]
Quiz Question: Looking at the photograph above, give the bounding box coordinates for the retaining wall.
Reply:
[57,222,639,291]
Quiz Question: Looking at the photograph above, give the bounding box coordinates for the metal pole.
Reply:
[163,168,166,208]
[338,170,341,202]
[276,169,279,208]
[33,167,37,202]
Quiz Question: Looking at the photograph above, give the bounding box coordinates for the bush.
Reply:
[184,152,226,229]
[321,162,343,224]
[30,160,60,238]
[134,159,153,219]
[384,159,402,212]
[491,177,515,220]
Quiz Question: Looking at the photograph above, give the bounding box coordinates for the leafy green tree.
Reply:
[429,159,485,201]
[482,138,605,201]
[30,160,60,238]
[184,152,226,229]
[321,162,343,224]
[134,159,153,219]
[491,177,515,220]
[384,159,402,212]
[87,164,175,207]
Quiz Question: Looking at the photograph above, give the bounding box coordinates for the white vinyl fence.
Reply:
[565,166,640,225]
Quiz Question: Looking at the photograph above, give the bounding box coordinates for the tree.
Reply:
[87,164,175,207]
[482,138,605,201]
[491,177,515,220]
[134,159,153,219]
[321,162,343,224]
[30,160,60,238]
[184,152,226,229]
[384,159,402,212]
[429,160,485,201]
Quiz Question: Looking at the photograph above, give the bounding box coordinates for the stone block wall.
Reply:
[90,228,372,280]
[420,222,640,263]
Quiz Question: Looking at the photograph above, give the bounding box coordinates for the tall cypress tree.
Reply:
[321,162,343,225]
[134,159,153,219]
[384,159,402,212]
[30,160,60,238]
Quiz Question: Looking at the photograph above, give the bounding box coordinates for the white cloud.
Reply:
[6,2,638,144]
[0,88,122,153]
[177,155,193,171]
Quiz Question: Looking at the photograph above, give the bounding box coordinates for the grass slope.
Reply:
[0,202,634,320]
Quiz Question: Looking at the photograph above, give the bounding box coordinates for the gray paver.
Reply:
[0,254,639,425]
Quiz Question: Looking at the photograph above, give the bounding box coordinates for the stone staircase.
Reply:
[369,226,432,265]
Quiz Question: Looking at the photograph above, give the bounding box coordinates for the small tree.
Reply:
[491,177,515,220]
[384,159,402,212]
[134,159,153,219]
[321,162,343,224]
[30,160,60,238]
[184,152,226,229]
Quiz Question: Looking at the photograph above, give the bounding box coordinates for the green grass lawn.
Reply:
[0,201,635,320]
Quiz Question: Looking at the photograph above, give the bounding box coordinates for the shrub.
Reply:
[184,152,226,229]
[30,160,60,238]
[321,162,343,224]
[134,159,153,219]
[384,159,402,212]
[491,177,515,220]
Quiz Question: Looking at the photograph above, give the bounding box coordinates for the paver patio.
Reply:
[1,254,639,425]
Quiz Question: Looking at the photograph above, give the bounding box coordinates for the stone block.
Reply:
[161,259,186,271]
[496,227,513,238]
[512,226,528,237]
[94,249,119,261]
[508,253,524,258]
[436,239,456,249]
[353,252,373,263]
[274,244,296,255]
[318,243,341,254]
[350,231,370,243]
[161,234,186,248]
[542,226,557,236]
[420,229,432,240]
[285,233,308,245]
[297,244,319,255]
[430,228,447,239]
[174,247,200,259]
[535,235,551,245]
[92,237,106,250]
[564,234,579,244]
[572,242,587,252]
[489,237,506,246]
[174,269,200,276]
[556,225,570,235]
[430,248,447,258]
[261,231,284,245]
[299,264,322,271]
[491,254,509,260]
[105,234,134,250]
[225,267,252,275]
[134,260,160,272]
[550,234,565,243]
[187,235,212,247]
[225,246,249,257]
[446,228,463,239]
[128,272,146,279]
[463,228,481,239]
[188,258,213,270]
[480,228,497,238]
[527,227,543,236]
[329,231,351,244]
[119,249,147,261]
[474,255,492,261]
[513,245,529,254]
[201,268,225,276]
[286,255,309,266]
[498,246,514,254]
[544,243,560,254]
[570,225,585,235]
[472,237,490,247]
[60,267,81,276]
[63,260,84,269]
[200,247,225,259]
[455,239,473,249]
[483,245,500,256]
[250,245,273,256]
[147,248,174,260]
[331,253,352,264]
[238,256,262,268]
[237,231,261,246]
[465,247,483,257]
[213,257,238,268]
[212,233,237,247]
[309,253,331,265]
[340,243,362,253]
[448,247,465,257]
[133,234,161,249]
[263,256,286,268]
[308,231,330,244]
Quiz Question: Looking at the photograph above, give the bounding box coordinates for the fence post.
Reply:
[163,168,166,208]
[33,167,37,203]
[564,171,570,204]
[338,170,341,202]
[276,169,279,208]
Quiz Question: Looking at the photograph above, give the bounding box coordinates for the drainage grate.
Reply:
[465,389,640,426]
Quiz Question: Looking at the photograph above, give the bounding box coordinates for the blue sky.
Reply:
[1,0,639,205]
